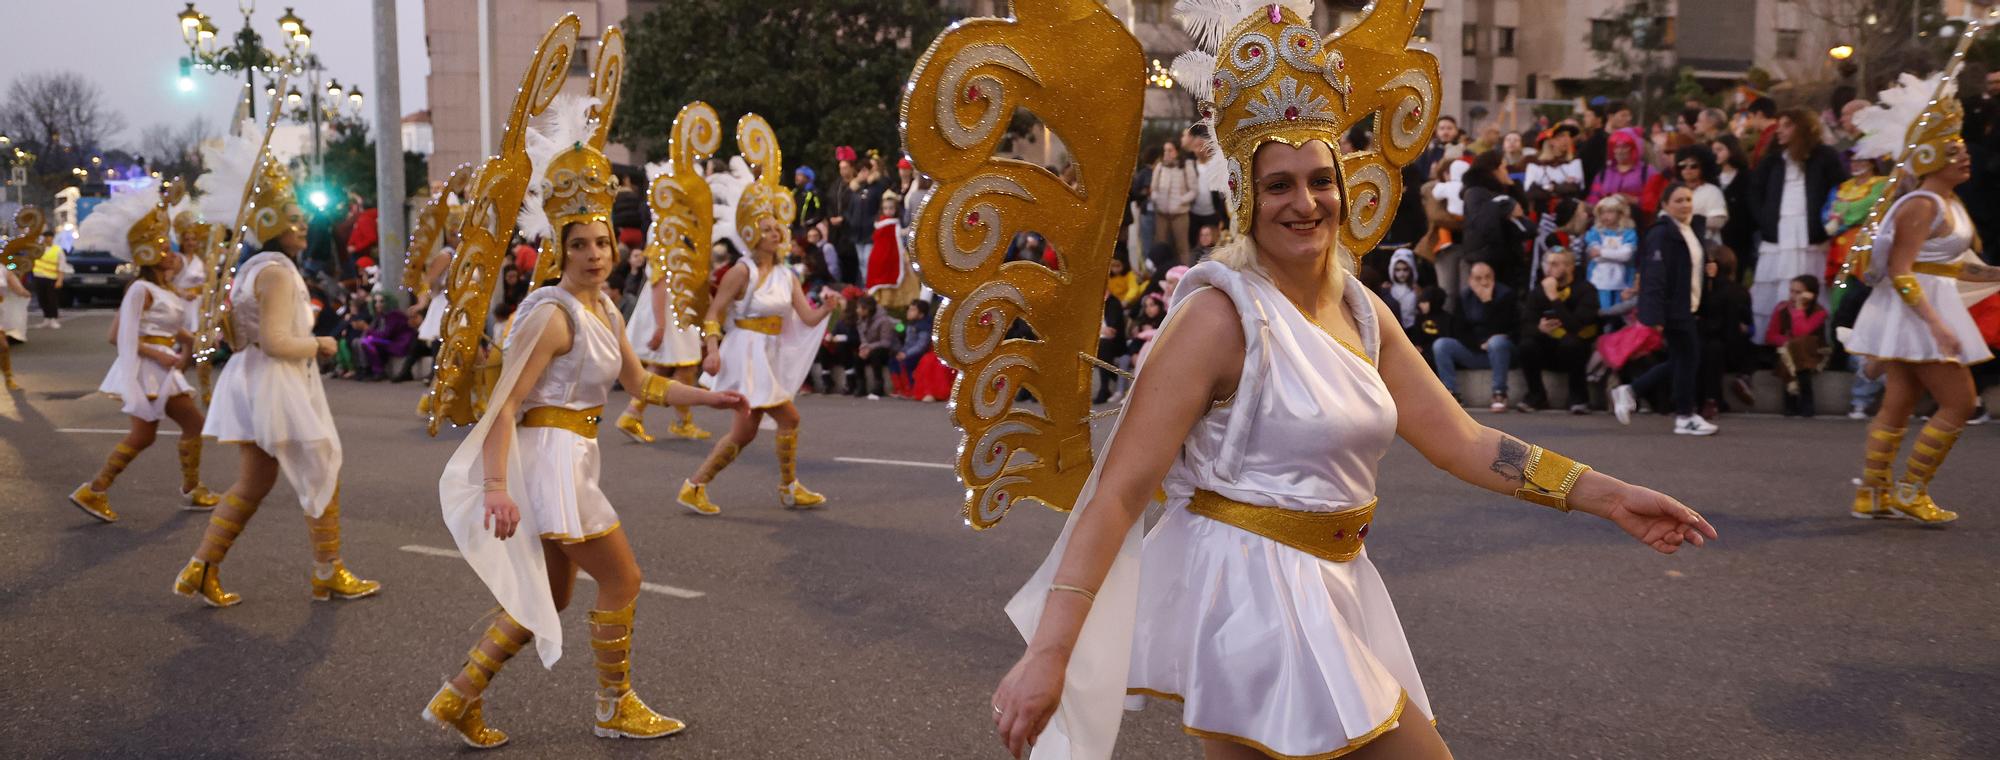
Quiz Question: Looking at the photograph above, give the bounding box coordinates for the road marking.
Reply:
[59,428,149,434]
[397,544,705,598]
[834,456,954,470]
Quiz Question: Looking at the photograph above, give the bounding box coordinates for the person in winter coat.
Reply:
[1613,185,1716,436]
[1747,108,1845,344]
[1432,261,1519,412]
[1457,150,1530,301]
[853,294,896,399]
[1515,248,1600,412]
[1148,141,1199,266]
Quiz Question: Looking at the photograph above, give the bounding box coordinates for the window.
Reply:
[1776,29,1801,59]
[1526,77,1538,99]
[1462,79,1486,103]
[1133,0,1168,23]
[1590,19,1618,51]
[1414,9,1435,43]
[1496,84,1513,101]
[1463,23,1479,56]
[570,37,592,73]
[1497,26,1516,57]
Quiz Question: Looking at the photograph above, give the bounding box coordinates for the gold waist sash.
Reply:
[734,316,782,335]
[140,335,177,347]
[520,405,603,439]
[1911,262,1964,279]
[1188,489,1376,563]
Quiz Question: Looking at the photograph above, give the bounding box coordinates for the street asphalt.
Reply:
[1,308,1995,759]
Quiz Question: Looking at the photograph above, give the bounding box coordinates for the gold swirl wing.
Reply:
[196,78,289,363]
[734,113,795,237]
[428,14,579,436]
[3,206,47,272]
[647,102,721,327]
[404,164,474,301]
[902,0,1144,529]
[1328,1,1441,260]
[529,25,624,287]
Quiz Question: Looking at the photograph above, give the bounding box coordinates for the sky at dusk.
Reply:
[0,0,431,148]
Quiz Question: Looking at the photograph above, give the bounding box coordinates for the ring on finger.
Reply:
[992,704,1004,715]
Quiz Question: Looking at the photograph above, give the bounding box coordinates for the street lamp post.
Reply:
[174,2,309,120]
[284,55,365,183]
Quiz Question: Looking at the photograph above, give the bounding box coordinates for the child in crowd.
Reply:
[1766,274,1828,417]
[1128,293,1167,371]
[1583,196,1638,311]
[1406,286,1448,363]
[894,300,935,398]
[1377,248,1421,329]
[1106,256,1142,307]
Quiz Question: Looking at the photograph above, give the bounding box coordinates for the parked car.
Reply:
[60,247,131,306]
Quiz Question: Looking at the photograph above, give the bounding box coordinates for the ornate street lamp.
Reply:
[172,1,306,118]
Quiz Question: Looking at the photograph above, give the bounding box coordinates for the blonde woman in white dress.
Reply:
[1843,73,2000,524]
[66,181,220,522]
[973,4,1717,759]
[172,137,378,608]
[677,115,843,515]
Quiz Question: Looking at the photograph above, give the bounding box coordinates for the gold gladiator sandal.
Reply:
[69,443,139,523]
[666,407,712,440]
[422,614,530,749]
[1892,422,1962,523]
[306,496,383,600]
[173,492,256,607]
[616,405,657,443]
[588,601,686,740]
[774,429,825,509]
[178,438,220,509]
[1851,426,1903,519]
[678,440,741,515]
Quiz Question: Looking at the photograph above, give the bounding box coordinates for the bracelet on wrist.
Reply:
[1891,274,1926,306]
[1049,583,1098,602]
[701,320,723,339]
[1514,445,1591,513]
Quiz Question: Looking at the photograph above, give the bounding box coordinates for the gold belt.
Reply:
[1188,489,1376,563]
[519,405,603,438]
[734,316,782,335]
[140,335,176,347]
[1911,262,1964,279]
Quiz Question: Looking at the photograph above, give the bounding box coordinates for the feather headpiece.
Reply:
[76,179,172,267]
[1851,72,1963,177]
[731,113,794,251]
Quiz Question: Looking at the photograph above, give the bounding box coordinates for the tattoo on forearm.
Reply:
[1491,436,1529,483]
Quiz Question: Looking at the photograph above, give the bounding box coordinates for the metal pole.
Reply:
[372,0,408,297]
[477,0,493,158]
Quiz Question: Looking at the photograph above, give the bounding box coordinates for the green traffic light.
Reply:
[308,189,330,209]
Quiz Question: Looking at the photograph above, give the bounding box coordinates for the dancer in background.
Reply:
[678,115,842,515]
[1844,74,2000,523]
[618,102,723,444]
[67,180,220,521]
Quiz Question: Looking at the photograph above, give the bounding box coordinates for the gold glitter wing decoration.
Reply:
[647,102,722,327]
[195,78,289,364]
[428,14,580,436]
[902,0,1145,529]
[529,25,624,287]
[2,206,48,272]
[1323,1,1440,259]
[404,164,473,300]
[731,113,795,245]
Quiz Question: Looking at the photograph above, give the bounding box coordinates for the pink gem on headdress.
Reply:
[992,376,1007,391]
[966,211,981,227]
[1248,46,1261,58]
[979,312,995,327]
[990,442,1004,458]
[1358,523,1370,539]
[1334,529,1345,539]
[1297,38,1309,49]
[1284,106,1300,120]
[966,84,982,101]
[997,490,1010,503]
[1366,197,1379,208]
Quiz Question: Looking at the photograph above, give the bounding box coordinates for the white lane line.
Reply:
[58,428,144,434]
[397,544,705,598]
[834,456,954,470]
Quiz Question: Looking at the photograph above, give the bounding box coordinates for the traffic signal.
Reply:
[178,58,195,93]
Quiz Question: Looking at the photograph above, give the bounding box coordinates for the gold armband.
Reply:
[1891,274,1926,306]
[701,320,722,339]
[1049,583,1097,602]
[637,374,677,406]
[1515,445,1591,513]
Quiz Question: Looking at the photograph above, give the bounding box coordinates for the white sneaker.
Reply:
[45,319,60,329]
[1673,415,1719,436]
[1847,404,1870,421]
[1611,385,1636,425]
[866,394,881,401]
[1967,406,1991,426]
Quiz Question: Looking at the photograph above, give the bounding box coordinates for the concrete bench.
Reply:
[1443,368,2000,416]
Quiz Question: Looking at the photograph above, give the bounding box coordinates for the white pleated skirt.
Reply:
[1846,272,1994,365]
[202,346,342,516]
[627,290,703,369]
[709,328,811,410]
[517,426,620,543]
[1126,498,1432,758]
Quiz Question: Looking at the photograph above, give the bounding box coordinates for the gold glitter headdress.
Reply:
[731,113,794,250]
[1851,72,1964,178]
[76,179,172,268]
[645,102,722,327]
[428,15,586,435]
[1172,0,1440,259]
[902,0,1145,529]
[404,163,474,300]
[1,206,48,272]
[520,27,624,287]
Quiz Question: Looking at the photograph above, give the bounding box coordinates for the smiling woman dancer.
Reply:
[909,3,1720,759]
[67,180,220,522]
[172,130,379,607]
[675,115,843,515]
[1843,73,2000,523]
[423,19,747,748]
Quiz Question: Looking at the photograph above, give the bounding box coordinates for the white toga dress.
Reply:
[1008,262,1431,759]
[1846,191,1994,366]
[99,280,197,420]
[705,259,825,409]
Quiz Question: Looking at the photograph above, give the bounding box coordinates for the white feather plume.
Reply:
[75,179,161,262]
[516,94,602,244]
[644,160,670,184]
[705,155,755,257]
[1851,72,1953,162]
[195,118,264,230]
[1172,50,1219,103]
[1174,0,1313,51]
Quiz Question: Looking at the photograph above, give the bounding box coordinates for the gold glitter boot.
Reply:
[588,601,685,740]
[677,440,740,515]
[1892,422,1962,523]
[307,494,383,600]
[774,429,825,509]
[421,613,530,749]
[178,438,220,510]
[1851,425,1901,519]
[69,442,139,522]
[665,407,711,440]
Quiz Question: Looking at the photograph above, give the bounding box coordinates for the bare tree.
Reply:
[140,116,216,183]
[0,71,127,200]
